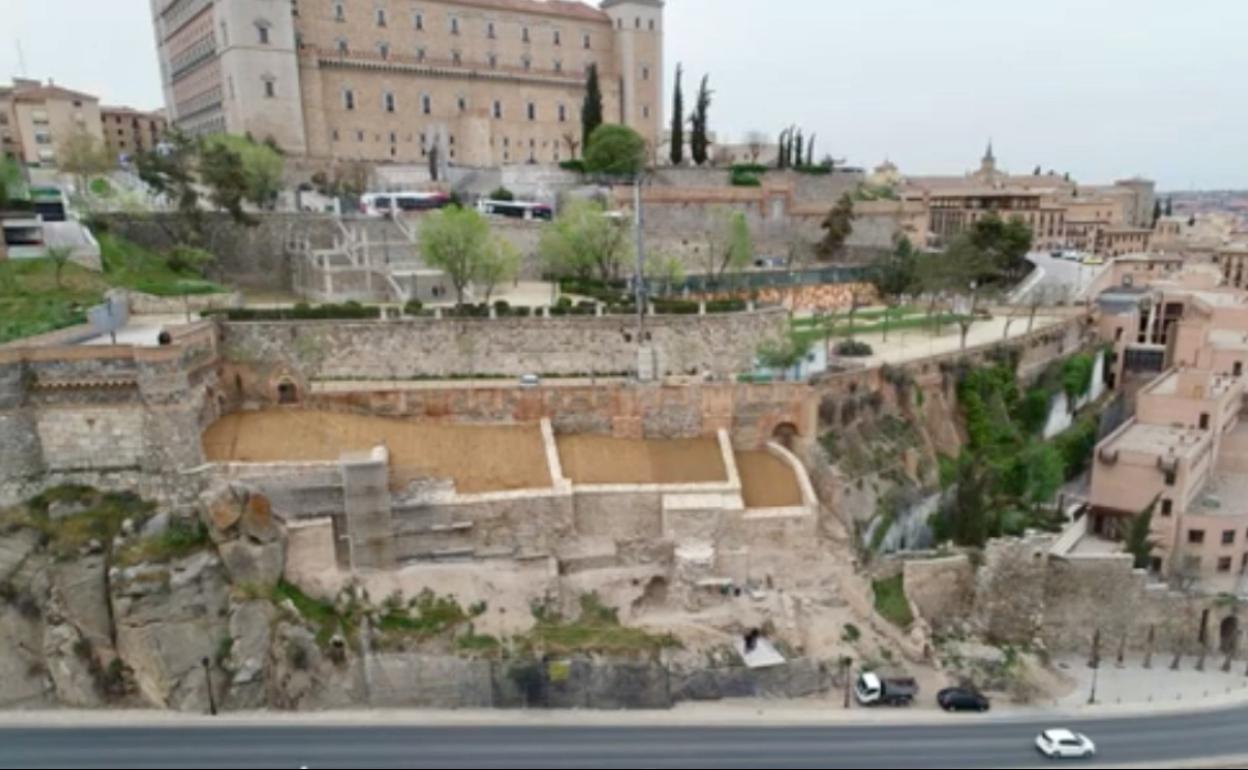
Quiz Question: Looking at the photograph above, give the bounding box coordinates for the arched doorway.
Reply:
[277,380,299,405]
[1220,616,1240,655]
[772,422,799,450]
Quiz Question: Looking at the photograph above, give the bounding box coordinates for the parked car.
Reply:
[937,687,990,712]
[1035,729,1096,759]
[853,671,918,707]
[518,374,541,388]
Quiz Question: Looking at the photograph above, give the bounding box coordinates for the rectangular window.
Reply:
[258,25,270,45]
[335,3,345,21]
[344,90,355,110]
[414,13,424,30]
[554,59,562,73]
[522,27,530,43]
[558,104,566,122]
[642,65,650,81]
[1189,529,1206,545]
[1219,557,1233,573]
[554,30,561,45]
[527,102,536,121]
[264,79,276,98]
[488,54,497,69]
[422,95,432,115]
[1200,413,1211,430]
[416,47,425,61]
[451,17,460,35]
[583,33,591,49]
[452,50,462,65]
[1161,499,1173,516]
[522,55,531,71]
[378,43,389,59]
[649,19,656,30]
[1165,470,1176,487]
[1223,530,1236,546]
[493,101,502,119]
[376,9,386,27]
[487,22,496,39]
[337,38,348,54]
[457,97,467,112]
[384,92,395,113]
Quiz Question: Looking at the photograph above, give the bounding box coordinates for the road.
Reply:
[1014,251,1108,303]
[2,707,1248,769]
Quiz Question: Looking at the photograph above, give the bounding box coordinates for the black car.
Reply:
[937,687,990,712]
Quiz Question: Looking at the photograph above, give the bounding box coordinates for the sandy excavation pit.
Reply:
[556,435,727,485]
[735,451,803,508]
[202,409,552,493]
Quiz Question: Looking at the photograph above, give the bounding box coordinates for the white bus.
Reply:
[476,199,554,221]
[359,191,452,217]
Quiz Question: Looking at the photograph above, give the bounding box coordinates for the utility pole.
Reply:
[201,657,217,716]
[634,174,648,378]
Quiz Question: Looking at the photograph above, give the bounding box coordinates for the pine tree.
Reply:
[689,75,712,166]
[669,64,684,166]
[581,64,603,153]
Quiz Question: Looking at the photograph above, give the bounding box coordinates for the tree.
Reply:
[756,335,812,379]
[776,128,789,169]
[198,139,254,225]
[58,128,113,199]
[584,124,646,177]
[538,198,630,283]
[1165,197,1174,217]
[0,156,24,210]
[1127,497,1159,570]
[745,131,768,164]
[705,208,752,282]
[203,134,284,209]
[816,193,855,260]
[475,239,520,304]
[872,236,920,341]
[645,250,685,295]
[967,213,1032,282]
[935,453,995,548]
[689,75,712,166]
[581,64,604,152]
[1153,199,1163,227]
[418,206,510,306]
[45,245,73,289]
[669,64,684,166]
[793,129,804,167]
[135,130,204,243]
[1033,165,1042,176]
[561,133,581,160]
[807,134,816,168]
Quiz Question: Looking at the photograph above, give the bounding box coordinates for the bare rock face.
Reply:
[0,604,53,708]
[221,599,276,710]
[241,494,280,544]
[42,623,103,708]
[48,555,113,656]
[269,622,366,711]
[111,551,230,712]
[218,538,286,590]
[207,487,245,535]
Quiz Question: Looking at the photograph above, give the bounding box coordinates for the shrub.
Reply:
[403,299,424,316]
[653,298,699,315]
[872,575,914,629]
[210,303,383,321]
[705,298,747,313]
[488,186,515,202]
[841,623,861,643]
[559,159,587,173]
[730,163,769,175]
[835,339,874,357]
[730,169,761,187]
[794,164,833,175]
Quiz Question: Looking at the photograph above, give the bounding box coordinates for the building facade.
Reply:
[0,79,104,166]
[151,0,664,167]
[100,107,168,161]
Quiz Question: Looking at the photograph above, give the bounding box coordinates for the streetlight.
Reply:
[202,656,218,716]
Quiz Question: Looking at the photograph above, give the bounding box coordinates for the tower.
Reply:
[601,0,665,155]
[980,140,997,176]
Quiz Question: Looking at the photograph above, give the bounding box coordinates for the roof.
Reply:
[441,0,612,22]
[1104,422,1208,460]
[11,84,98,104]
[100,105,164,119]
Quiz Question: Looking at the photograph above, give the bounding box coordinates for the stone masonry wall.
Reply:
[903,554,976,633]
[220,310,787,382]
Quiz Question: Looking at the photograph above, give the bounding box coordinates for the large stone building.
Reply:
[150,0,664,166]
[0,78,104,166]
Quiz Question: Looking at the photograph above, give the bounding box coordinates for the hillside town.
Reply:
[1,1,1247,767]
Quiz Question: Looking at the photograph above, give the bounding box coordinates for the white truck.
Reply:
[854,671,918,707]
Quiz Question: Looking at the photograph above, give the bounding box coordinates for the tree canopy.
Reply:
[817,194,855,260]
[584,124,646,177]
[418,206,517,306]
[705,208,752,281]
[202,134,284,209]
[538,198,631,283]
[581,64,604,153]
[58,128,113,197]
[689,75,712,166]
[669,64,684,166]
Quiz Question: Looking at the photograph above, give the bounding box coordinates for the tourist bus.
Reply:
[476,199,554,221]
[359,191,452,217]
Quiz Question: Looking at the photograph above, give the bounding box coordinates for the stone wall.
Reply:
[127,290,244,316]
[35,408,145,472]
[902,554,976,634]
[220,309,787,383]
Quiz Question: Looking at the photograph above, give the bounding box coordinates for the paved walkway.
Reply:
[1054,655,1248,711]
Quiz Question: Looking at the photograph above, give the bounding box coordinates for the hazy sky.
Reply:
[2,0,1244,190]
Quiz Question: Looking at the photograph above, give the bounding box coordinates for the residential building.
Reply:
[0,78,103,166]
[1090,260,1248,584]
[100,106,168,161]
[150,0,664,166]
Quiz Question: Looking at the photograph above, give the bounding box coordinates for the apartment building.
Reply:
[150,0,664,166]
[1090,262,1248,583]
[100,106,168,161]
[0,78,103,166]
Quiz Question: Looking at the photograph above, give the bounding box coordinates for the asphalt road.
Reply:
[2,707,1247,769]
[1017,251,1106,303]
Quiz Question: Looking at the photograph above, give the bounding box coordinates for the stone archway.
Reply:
[277,379,300,405]
[772,422,800,450]
[1220,616,1240,655]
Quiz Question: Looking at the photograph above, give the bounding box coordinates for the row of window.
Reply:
[332,3,600,49]
[1185,528,1248,546]
[344,88,578,123]
[329,129,570,163]
[327,38,648,81]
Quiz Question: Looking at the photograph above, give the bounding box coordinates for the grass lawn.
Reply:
[872,574,915,629]
[0,233,225,345]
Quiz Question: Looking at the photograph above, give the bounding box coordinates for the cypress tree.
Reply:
[794,129,804,167]
[669,64,684,166]
[581,64,603,153]
[689,75,712,166]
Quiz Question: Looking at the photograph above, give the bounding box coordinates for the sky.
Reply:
[2,0,1245,190]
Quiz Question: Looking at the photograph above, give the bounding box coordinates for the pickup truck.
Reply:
[854,671,918,707]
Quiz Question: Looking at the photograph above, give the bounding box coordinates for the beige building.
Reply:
[1091,260,1248,583]
[100,106,168,161]
[151,0,664,167]
[0,78,104,167]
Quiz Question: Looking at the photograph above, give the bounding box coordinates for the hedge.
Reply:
[729,163,769,175]
[559,159,587,173]
[730,169,762,187]
[208,302,381,321]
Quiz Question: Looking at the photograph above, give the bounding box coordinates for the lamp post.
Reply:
[202,656,217,716]
[1088,629,1102,706]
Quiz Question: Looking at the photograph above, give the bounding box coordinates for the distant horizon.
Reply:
[3,0,1246,190]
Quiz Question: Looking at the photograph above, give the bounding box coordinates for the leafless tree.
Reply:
[562,133,581,159]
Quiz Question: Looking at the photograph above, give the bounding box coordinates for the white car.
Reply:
[1035,729,1096,759]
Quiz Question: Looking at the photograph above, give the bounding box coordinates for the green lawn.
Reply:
[872,574,915,629]
[0,233,225,345]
